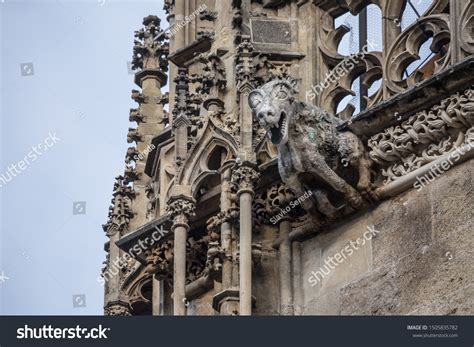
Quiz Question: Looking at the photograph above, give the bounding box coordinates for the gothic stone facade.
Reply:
[102,0,474,315]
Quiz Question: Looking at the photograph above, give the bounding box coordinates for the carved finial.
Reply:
[102,175,136,236]
[236,37,256,93]
[132,15,169,72]
[172,68,191,127]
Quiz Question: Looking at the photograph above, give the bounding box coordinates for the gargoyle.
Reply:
[249,79,374,223]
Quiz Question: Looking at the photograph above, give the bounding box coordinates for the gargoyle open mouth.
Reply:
[269,111,288,145]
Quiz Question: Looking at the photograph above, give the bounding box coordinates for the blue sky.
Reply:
[0,0,166,315]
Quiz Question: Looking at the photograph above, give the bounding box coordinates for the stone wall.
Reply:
[300,160,473,315]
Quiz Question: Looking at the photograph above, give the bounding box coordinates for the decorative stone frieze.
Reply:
[368,88,474,183]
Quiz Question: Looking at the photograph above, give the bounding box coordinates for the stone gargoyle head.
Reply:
[249,79,298,146]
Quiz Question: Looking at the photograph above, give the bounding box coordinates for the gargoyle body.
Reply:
[249,79,374,224]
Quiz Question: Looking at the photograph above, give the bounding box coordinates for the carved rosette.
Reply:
[166,197,196,227]
[368,88,474,183]
[231,163,260,196]
[252,183,297,225]
[104,301,132,316]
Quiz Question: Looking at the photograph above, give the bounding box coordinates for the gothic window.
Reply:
[315,0,452,119]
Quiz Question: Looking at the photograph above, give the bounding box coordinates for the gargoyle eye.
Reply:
[249,93,263,108]
[252,98,262,107]
[276,90,288,99]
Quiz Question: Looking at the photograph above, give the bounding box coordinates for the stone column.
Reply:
[152,275,163,315]
[212,165,244,315]
[221,168,233,289]
[292,241,304,315]
[172,68,191,164]
[173,0,186,51]
[279,219,293,315]
[450,0,467,63]
[232,163,259,315]
[167,195,195,316]
[173,224,187,315]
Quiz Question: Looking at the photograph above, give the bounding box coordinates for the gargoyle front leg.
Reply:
[310,163,365,210]
[356,153,379,201]
[343,133,377,201]
[284,175,323,226]
[312,189,339,220]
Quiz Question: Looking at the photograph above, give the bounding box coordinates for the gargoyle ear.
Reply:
[288,79,298,92]
[248,90,263,109]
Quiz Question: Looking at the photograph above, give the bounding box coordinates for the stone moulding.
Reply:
[368,87,474,184]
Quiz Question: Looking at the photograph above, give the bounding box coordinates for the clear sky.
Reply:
[0,0,166,315]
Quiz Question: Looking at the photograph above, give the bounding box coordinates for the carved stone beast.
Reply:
[249,79,374,223]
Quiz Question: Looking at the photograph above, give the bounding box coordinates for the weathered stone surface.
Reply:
[430,161,474,243]
[370,187,432,270]
[304,290,340,315]
[187,289,216,316]
[302,214,374,314]
[251,19,292,45]
[339,265,400,315]
[253,248,280,315]
[339,237,472,315]
[304,159,473,315]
